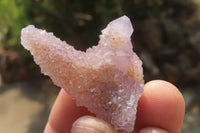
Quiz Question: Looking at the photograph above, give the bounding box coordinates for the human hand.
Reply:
[44,80,185,133]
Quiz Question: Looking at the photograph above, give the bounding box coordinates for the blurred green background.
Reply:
[0,0,200,133]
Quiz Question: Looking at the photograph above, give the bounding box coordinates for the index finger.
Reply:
[45,89,94,133]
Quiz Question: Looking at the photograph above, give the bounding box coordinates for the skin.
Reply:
[44,80,185,133]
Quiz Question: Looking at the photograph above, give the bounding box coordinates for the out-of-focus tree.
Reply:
[0,0,29,50]
[0,0,196,52]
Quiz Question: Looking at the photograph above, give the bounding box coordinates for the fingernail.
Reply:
[44,123,57,133]
[71,116,117,133]
[71,126,102,133]
[138,127,169,133]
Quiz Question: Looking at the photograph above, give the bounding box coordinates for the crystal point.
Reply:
[21,15,144,133]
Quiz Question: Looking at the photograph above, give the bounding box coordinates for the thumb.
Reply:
[138,127,169,133]
[71,116,118,133]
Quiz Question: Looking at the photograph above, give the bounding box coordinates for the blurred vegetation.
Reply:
[0,3,200,133]
[0,0,196,53]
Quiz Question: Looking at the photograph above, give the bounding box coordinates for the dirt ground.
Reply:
[0,78,199,133]
[0,79,59,133]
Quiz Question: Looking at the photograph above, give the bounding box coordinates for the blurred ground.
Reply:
[0,79,199,133]
[0,79,59,133]
[182,86,200,133]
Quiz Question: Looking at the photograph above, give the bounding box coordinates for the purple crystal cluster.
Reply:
[21,16,144,132]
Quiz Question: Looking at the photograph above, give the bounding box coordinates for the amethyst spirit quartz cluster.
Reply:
[21,16,144,133]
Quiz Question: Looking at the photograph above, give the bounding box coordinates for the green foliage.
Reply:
[0,0,29,50]
[0,0,196,53]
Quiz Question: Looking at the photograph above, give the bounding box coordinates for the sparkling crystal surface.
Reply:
[21,16,144,132]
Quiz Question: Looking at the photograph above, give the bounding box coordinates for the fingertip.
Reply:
[145,80,185,113]
[71,116,117,133]
[135,80,185,133]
